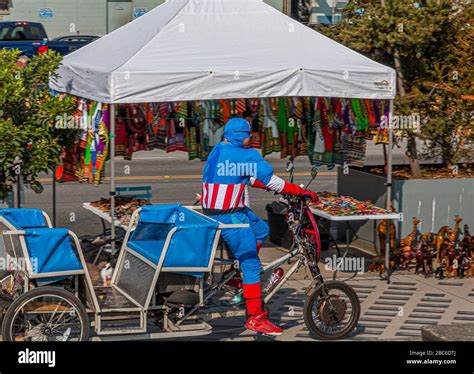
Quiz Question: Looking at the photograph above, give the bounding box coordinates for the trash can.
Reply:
[266,201,293,249]
[266,201,331,251]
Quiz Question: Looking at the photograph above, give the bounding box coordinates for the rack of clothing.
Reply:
[57,100,109,185]
[61,97,390,184]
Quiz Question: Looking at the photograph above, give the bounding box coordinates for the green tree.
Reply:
[0,49,78,199]
[316,0,473,177]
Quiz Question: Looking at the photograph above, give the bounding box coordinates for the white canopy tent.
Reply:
[50,0,396,275]
[50,0,395,102]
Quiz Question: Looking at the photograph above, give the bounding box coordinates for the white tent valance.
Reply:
[50,0,396,103]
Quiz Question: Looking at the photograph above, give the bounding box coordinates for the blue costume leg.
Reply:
[210,211,265,317]
[211,212,261,285]
[245,208,269,247]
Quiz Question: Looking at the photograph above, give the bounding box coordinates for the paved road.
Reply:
[21,140,409,238]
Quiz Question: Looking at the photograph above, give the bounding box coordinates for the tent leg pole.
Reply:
[385,99,394,283]
[110,103,116,255]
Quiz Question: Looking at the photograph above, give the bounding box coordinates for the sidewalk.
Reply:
[198,245,474,341]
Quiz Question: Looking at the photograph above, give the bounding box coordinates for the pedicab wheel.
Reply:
[303,281,360,340]
[2,286,90,342]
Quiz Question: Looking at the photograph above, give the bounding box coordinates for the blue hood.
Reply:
[223,118,251,148]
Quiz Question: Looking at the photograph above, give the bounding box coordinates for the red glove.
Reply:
[281,181,319,203]
[300,189,319,204]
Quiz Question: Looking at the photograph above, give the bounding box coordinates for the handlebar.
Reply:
[280,193,318,206]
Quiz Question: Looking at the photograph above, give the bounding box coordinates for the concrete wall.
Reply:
[1,0,285,39]
[337,167,474,254]
[337,167,388,254]
[393,177,474,238]
[2,0,108,38]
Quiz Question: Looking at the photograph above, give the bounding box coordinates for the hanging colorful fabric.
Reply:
[173,101,187,152]
[374,100,389,145]
[236,98,247,117]
[219,99,231,125]
[341,134,367,167]
[292,97,306,157]
[247,98,261,149]
[94,103,109,185]
[186,101,199,160]
[165,102,178,153]
[261,98,280,156]
[277,97,290,158]
[156,102,169,150]
[365,99,377,137]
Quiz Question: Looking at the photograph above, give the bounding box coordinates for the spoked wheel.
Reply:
[2,286,90,342]
[303,280,360,340]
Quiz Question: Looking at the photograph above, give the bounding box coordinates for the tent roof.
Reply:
[50,0,396,103]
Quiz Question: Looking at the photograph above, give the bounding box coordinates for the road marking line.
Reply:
[37,171,336,183]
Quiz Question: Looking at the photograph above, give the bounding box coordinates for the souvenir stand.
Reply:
[49,0,397,277]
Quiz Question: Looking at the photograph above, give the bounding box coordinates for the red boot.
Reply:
[245,311,283,336]
[243,283,283,336]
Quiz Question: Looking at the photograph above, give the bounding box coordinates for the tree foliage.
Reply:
[0,49,78,199]
[316,0,473,175]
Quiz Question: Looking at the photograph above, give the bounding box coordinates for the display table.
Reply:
[310,208,400,222]
[83,202,128,230]
[309,193,402,282]
[82,197,149,233]
[310,206,401,253]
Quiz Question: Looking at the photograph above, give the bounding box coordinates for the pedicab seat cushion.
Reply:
[23,228,83,274]
[127,240,165,265]
[0,208,48,229]
[127,204,219,270]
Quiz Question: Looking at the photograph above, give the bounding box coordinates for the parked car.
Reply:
[0,21,98,57]
[52,35,100,43]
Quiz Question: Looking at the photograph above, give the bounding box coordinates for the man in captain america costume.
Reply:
[202,117,318,336]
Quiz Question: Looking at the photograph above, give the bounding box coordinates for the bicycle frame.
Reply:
[176,199,323,325]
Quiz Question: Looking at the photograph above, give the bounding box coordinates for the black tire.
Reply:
[2,286,90,342]
[303,280,360,340]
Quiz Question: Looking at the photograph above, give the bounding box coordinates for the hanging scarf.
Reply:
[261,98,281,156]
[186,101,199,160]
[247,98,262,149]
[235,98,247,117]
[220,99,231,124]
[155,102,169,150]
[165,102,178,153]
[277,97,291,158]
[94,104,109,185]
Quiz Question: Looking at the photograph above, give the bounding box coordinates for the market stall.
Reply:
[49,0,396,274]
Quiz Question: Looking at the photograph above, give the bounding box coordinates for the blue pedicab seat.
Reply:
[113,204,221,309]
[0,208,84,281]
[126,204,219,273]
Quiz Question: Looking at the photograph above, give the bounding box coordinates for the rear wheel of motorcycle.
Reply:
[303,280,360,340]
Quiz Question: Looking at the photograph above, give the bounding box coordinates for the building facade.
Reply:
[0,0,346,39]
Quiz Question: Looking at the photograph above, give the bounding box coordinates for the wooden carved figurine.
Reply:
[442,216,462,279]
[444,246,458,279]
[457,224,473,279]
[377,207,397,256]
[415,233,434,277]
[370,208,398,275]
[460,224,473,258]
[398,217,421,269]
[436,225,453,262]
